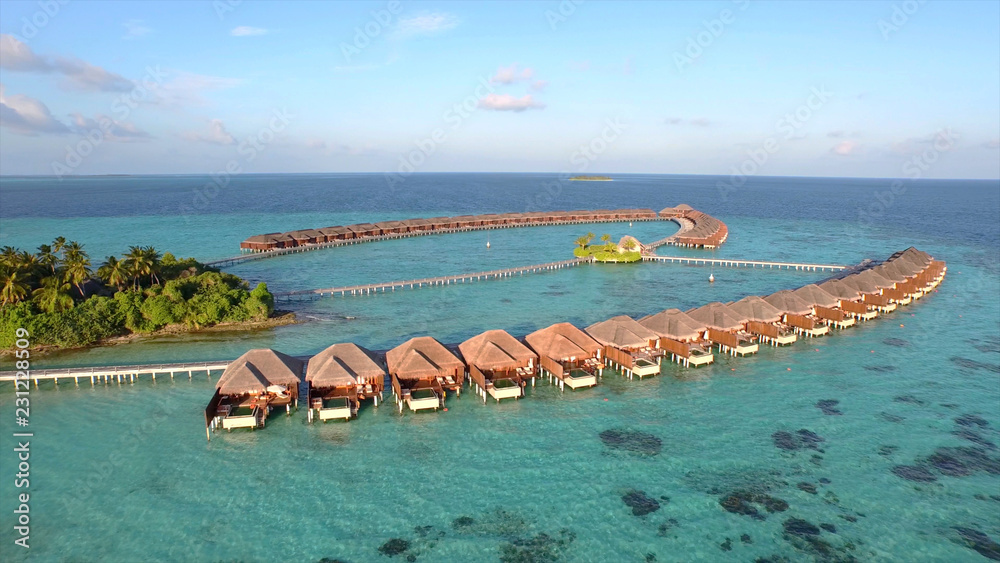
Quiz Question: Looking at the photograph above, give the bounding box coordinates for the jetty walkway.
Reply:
[0,360,232,387]
[275,258,589,301]
[642,255,847,272]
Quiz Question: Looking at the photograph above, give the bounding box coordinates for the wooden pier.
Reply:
[643,218,694,250]
[642,255,847,271]
[206,217,663,268]
[0,361,232,387]
[275,257,590,301]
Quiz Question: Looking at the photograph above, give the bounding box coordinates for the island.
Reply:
[573,233,642,263]
[0,238,291,355]
[569,175,613,181]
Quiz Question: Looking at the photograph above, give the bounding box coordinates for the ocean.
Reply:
[0,173,998,562]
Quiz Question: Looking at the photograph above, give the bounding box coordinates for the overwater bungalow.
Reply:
[840,274,897,313]
[204,349,303,439]
[305,343,386,422]
[386,336,465,413]
[819,280,878,321]
[585,315,663,379]
[524,322,603,390]
[638,308,715,367]
[459,329,537,403]
[728,296,797,346]
[686,302,759,356]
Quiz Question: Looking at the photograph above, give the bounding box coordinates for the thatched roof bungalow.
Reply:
[687,302,758,356]
[459,329,537,402]
[386,336,464,412]
[205,349,303,438]
[586,315,661,378]
[525,322,603,390]
[306,343,386,421]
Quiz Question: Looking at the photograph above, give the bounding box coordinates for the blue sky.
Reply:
[1,0,997,178]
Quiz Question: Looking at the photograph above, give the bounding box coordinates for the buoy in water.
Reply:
[629,222,633,227]
[486,240,491,248]
[709,273,715,283]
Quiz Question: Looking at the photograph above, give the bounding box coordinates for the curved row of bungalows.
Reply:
[585,316,663,379]
[386,337,465,413]
[239,208,661,251]
[458,329,537,403]
[728,296,799,346]
[305,343,386,422]
[524,322,604,391]
[204,349,303,438]
[686,302,760,356]
[658,204,729,248]
[638,308,716,367]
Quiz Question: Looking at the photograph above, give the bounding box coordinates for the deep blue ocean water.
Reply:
[0,173,998,562]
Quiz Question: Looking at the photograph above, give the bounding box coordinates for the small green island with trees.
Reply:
[568,175,613,181]
[0,238,288,353]
[573,232,642,263]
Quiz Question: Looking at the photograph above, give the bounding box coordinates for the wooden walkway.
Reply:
[0,361,232,386]
[642,254,846,271]
[643,217,694,250]
[206,217,662,268]
[275,258,590,300]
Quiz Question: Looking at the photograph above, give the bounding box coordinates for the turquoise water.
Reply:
[1,174,998,562]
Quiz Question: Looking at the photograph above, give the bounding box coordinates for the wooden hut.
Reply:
[819,280,878,321]
[729,296,797,346]
[386,336,465,413]
[306,343,386,422]
[524,322,603,391]
[686,302,759,356]
[204,349,303,439]
[459,329,537,403]
[638,308,714,367]
[585,316,662,378]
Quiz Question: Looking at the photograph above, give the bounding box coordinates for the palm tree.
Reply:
[585,232,595,244]
[0,270,30,306]
[51,237,67,257]
[33,277,74,313]
[62,241,84,262]
[575,235,590,249]
[16,251,41,278]
[0,246,19,269]
[124,246,151,290]
[97,256,129,292]
[142,246,162,285]
[621,238,638,252]
[37,244,58,274]
[62,254,92,297]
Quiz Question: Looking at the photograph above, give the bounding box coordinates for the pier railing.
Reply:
[0,361,233,386]
[642,255,846,271]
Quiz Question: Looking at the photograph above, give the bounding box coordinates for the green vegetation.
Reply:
[572,233,642,263]
[568,175,612,181]
[0,239,276,350]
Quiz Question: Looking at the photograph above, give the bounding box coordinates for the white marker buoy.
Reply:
[709,273,715,283]
[486,239,491,248]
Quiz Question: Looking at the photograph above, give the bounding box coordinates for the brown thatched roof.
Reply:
[306,343,385,388]
[840,274,881,295]
[638,308,705,341]
[386,336,464,380]
[871,262,909,283]
[585,315,658,348]
[459,329,537,371]
[818,279,862,300]
[686,302,747,331]
[728,296,783,323]
[855,269,895,288]
[216,348,302,393]
[793,284,842,308]
[525,322,601,361]
[763,290,814,316]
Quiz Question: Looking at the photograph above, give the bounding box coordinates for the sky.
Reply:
[0,0,998,178]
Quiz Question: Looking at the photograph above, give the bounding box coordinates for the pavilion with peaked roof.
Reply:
[386,336,464,413]
[306,343,386,422]
[585,315,662,378]
[524,322,603,390]
[459,329,537,403]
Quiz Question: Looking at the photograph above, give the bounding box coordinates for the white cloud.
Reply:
[490,64,534,85]
[123,19,152,39]
[530,80,548,92]
[0,85,70,134]
[0,34,133,92]
[478,94,545,112]
[184,119,236,145]
[665,117,710,127]
[832,141,857,156]
[70,113,151,141]
[395,13,458,37]
[230,26,268,37]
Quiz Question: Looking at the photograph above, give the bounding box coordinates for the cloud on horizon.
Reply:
[0,34,133,92]
[123,19,152,39]
[490,64,534,85]
[230,26,268,37]
[184,119,236,145]
[395,13,459,38]
[832,140,857,156]
[665,117,710,127]
[70,113,152,141]
[478,93,544,112]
